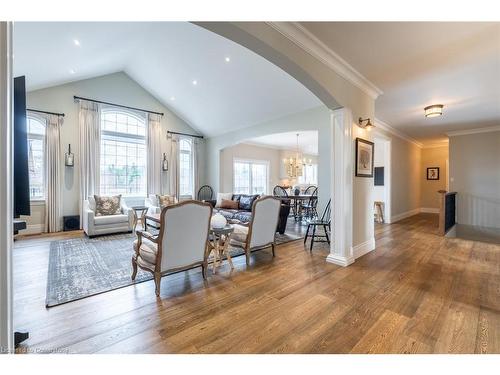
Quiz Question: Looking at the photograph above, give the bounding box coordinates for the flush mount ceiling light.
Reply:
[73,39,80,46]
[192,80,198,85]
[225,56,231,62]
[424,104,444,118]
[358,117,374,130]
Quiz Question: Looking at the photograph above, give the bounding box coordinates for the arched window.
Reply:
[27,116,46,200]
[100,109,147,196]
[179,138,193,197]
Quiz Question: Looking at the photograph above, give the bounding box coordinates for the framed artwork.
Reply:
[427,167,440,180]
[355,138,374,177]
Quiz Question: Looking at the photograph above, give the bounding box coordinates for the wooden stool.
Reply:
[374,201,385,223]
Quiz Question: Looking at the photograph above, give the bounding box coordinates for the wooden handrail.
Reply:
[438,190,457,235]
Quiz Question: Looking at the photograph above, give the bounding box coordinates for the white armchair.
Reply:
[132,200,213,296]
[82,196,135,237]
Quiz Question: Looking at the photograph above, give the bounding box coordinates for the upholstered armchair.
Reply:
[230,196,281,266]
[82,196,134,237]
[132,200,213,297]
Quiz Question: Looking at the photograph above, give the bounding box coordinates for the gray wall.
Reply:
[23,72,200,232]
[450,131,500,228]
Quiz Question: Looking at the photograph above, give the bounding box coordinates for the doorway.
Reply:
[373,134,391,228]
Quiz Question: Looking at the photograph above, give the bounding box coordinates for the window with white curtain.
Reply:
[179,138,194,197]
[100,109,147,196]
[298,164,318,185]
[27,116,46,200]
[233,159,268,195]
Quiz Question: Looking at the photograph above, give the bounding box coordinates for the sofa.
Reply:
[214,194,290,234]
[83,196,143,237]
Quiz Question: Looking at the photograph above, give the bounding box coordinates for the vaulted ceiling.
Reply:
[13,22,321,137]
[300,22,500,144]
[14,22,500,144]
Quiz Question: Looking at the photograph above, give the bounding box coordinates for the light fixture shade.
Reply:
[424,104,444,118]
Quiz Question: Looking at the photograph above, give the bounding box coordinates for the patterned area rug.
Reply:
[46,230,302,307]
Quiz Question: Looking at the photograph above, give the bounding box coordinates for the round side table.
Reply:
[209,225,234,272]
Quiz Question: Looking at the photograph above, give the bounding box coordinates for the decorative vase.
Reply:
[211,213,227,229]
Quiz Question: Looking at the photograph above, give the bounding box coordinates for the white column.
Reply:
[0,21,13,353]
[326,108,354,266]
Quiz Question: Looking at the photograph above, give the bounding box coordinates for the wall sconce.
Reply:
[358,117,374,130]
[162,153,169,171]
[65,144,74,167]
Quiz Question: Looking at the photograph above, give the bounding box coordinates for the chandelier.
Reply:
[284,134,310,179]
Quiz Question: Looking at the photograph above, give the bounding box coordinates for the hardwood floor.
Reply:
[13,213,500,353]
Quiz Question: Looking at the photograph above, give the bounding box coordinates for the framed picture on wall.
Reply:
[427,167,440,180]
[355,138,374,177]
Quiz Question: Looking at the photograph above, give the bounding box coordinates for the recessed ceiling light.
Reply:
[424,104,444,118]
[73,39,80,46]
[170,96,175,101]
[225,57,231,62]
[192,80,198,85]
[69,69,76,74]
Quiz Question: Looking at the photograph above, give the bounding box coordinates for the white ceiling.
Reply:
[245,131,318,155]
[300,22,500,144]
[13,22,321,137]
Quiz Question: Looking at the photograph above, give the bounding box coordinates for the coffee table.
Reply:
[209,225,234,272]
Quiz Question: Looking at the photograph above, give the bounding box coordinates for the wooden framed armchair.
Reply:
[230,196,281,266]
[132,200,213,297]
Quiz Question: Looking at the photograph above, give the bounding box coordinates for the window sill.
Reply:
[30,200,46,206]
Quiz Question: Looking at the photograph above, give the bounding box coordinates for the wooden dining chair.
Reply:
[301,186,318,220]
[304,199,331,251]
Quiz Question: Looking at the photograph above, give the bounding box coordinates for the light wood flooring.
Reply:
[13,213,500,353]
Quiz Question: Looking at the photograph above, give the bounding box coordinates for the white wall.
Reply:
[22,72,200,232]
[206,106,331,213]
[220,143,282,194]
[450,131,500,228]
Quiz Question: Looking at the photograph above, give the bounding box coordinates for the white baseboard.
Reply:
[420,207,439,214]
[390,208,421,223]
[353,237,376,259]
[390,207,440,223]
[326,253,355,267]
[18,224,45,235]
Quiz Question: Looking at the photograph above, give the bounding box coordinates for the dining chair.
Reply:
[304,199,331,251]
[301,186,318,220]
[197,185,216,207]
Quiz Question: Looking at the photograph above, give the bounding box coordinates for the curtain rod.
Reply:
[27,108,65,117]
[73,96,164,116]
[167,130,204,139]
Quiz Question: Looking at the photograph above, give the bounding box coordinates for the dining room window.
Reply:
[298,163,318,185]
[179,138,194,197]
[233,159,268,195]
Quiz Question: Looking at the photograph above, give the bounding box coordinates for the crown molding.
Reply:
[374,118,423,148]
[267,22,383,100]
[422,141,449,149]
[446,125,500,137]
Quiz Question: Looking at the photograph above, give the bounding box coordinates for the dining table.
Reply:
[277,194,316,221]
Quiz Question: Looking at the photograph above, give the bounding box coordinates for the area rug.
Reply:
[46,230,302,307]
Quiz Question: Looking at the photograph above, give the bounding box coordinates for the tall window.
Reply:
[100,109,147,196]
[179,138,194,197]
[233,159,268,195]
[27,116,45,200]
[298,164,318,185]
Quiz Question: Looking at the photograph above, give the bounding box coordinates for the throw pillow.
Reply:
[94,195,122,216]
[215,192,233,208]
[239,194,260,211]
[156,194,177,209]
[220,199,239,209]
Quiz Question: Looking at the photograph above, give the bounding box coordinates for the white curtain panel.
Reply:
[78,100,101,226]
[147,113,162,195]
[168,134,180,201]
[192,138,201,199]
[44,114,63,232]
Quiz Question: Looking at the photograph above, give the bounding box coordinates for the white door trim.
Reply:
[373,130,392,224]
[0,21,13,353]
[326,108,354,267]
